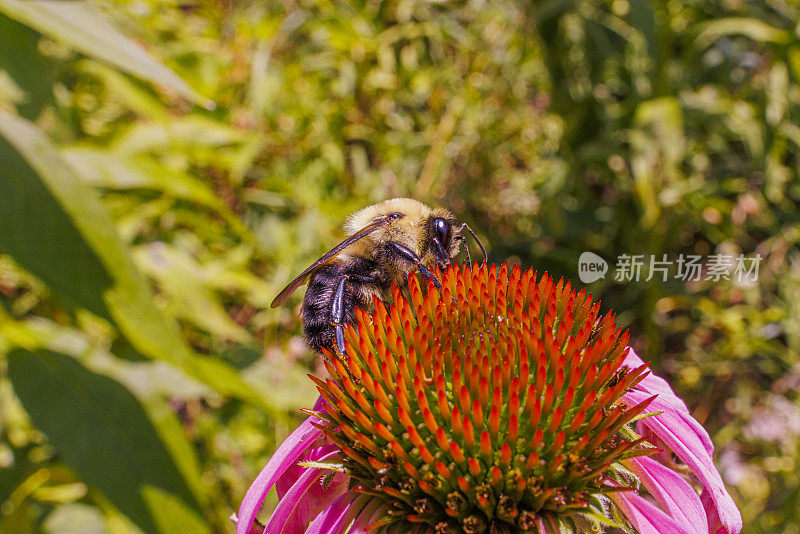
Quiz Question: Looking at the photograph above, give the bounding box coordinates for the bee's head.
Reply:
[426,213,462,269]
[345,198,484,269]
[426,209,486,269]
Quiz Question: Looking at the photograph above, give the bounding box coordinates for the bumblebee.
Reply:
[270,198,485,354]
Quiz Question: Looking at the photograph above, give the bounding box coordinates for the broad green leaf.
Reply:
[142,397,209,509]
[6,349,209,534]
[1,313,210,509]
[142,486,210,534]
[0,110,275,412]
[0,115,114,320]
[111,117,250,154]
[75,60,170,122]
[59,146,230,209]
[0,13,60,118]
[0,0,213,109]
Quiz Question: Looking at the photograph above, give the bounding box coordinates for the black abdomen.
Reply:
[302,258,383,353]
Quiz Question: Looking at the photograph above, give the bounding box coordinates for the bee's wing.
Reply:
[270,215,398,308]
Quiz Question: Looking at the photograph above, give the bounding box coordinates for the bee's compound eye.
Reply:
[433,218,450,246]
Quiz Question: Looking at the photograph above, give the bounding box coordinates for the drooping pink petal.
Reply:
[263,450,345,533]
[305,492,358,534]
[628,398,741,534]
[328,495,379,534]
[622,349,743,534]
[349,499,387,534]
[229,513,264,534]
[628,455,708,532]
[611,490,692,534]
[274,448,349,533]
[275,443,339,499]
[702,488,733,534]
[236,414,325,534]
[622,348,712,453]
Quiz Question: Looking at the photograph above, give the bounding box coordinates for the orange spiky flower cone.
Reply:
[309,263,654,532]
[236,263,742,534]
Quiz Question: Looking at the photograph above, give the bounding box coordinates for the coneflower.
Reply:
[236,264,742,534]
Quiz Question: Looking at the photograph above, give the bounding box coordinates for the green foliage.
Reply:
[0,0,798,532]
[0,0,212,108]
[6,349,207,534]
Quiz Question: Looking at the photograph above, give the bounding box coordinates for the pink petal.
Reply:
[611,490,692,534]
[629,455,708,532]
[264,450,344,533]
[622,349,742,534]
[276,464,349,532]
[229,514,264,534]
[702,488,733,534]
[275,443,339,499]
[623,349,691,411]
[305,492,358,534]
[236,415,325,534]
[349,500,387,534]
[328,496,375,534]
[623,349,712,453]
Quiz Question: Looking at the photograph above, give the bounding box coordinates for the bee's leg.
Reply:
[329,271,383,355]
[388,241,442,290]
[331,275,349,355]
[431,237,450,269]
[456,224,472,265]
[460,236,472,265]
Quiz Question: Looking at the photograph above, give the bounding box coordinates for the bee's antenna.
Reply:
[462,223,486,264]
[462,236,472,265]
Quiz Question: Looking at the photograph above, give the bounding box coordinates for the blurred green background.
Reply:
[0,0,798,532]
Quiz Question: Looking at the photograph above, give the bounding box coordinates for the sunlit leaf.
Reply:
[695,17,791,48]
[42,503,105,534]
[59,146,257,245]
[133,243,253,343]
[1,313,211,513]
[0,0,213,109]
